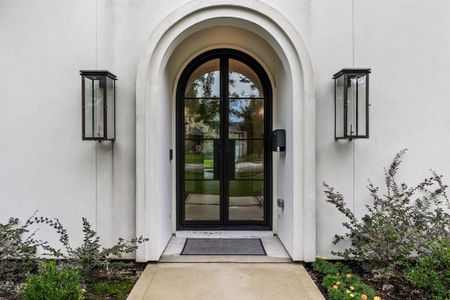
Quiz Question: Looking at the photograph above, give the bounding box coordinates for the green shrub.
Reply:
[406,238,450,300]
[323,149,450,280]
[21,261,84,300]
[312,257,378,300]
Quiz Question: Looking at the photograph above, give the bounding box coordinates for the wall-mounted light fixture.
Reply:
[333,68,371,140]
[80,70,116,141]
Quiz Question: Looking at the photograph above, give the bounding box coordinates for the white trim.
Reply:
[136,0,316,262]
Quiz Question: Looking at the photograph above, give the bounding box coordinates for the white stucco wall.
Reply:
[0,0,98,248]
[312,0,450,257]
[1,0,449,260]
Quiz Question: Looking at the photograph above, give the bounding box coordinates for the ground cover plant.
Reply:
[311,149,450,299]
[0,215,147,299]
[88,276,136,300]
[312,257,378,300]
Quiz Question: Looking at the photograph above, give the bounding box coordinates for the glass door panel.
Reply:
[185,98,220,139]
[228,137,265,221]
[229,98,264,139]
[185,59,220,98]
[227,59,265,222]
[229,59,264,98]
[183,59,221,222]
[184,180,220,221]
[184,137,221,221]
[179,51,270,228]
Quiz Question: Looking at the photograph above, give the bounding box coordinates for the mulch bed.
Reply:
[304,261,426,300]
[0,261,146,300]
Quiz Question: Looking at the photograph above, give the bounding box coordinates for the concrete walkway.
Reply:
[128,263,324,300]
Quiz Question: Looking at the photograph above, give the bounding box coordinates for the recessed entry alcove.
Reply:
[170,29,276,230]
[135,1,316,262]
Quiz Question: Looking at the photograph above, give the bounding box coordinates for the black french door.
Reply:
[176,49,272,229]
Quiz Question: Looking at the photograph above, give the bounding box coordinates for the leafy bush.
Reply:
[324,149,450,279]
[312,257,378,300]
[0,214,46,294]
[34,217,148,280]
[406,238,450,299]
[21,261,84,300]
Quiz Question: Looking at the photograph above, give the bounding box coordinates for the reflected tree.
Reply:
[229,99,264,159]
[229,73,258,97]
[185,72,220,136]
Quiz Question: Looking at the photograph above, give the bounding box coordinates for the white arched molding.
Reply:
[136,0,316,262]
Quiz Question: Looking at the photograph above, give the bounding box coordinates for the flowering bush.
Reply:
[324,273,376,300]
[312,257,379,300]
[323,149,450,280]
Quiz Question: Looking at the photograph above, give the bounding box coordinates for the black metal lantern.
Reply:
[333,68,371,140]
[80,70,116,141]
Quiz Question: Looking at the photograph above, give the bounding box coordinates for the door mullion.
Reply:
[220,56,228,225]
[223,57,231,225]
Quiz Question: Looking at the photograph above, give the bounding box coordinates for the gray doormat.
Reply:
[181,238,267,256]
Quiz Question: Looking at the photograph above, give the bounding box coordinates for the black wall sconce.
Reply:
[333,68,371,140]
[272,129,286,152]
[80,70,116,141]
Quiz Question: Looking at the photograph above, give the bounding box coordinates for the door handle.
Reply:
[213,139,220,180]
[228,139,235,180]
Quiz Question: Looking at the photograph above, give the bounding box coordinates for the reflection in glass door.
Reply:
[177,49,272,229]
[228,59,265,221]
[183,58,221,221]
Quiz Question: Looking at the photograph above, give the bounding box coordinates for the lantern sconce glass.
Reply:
[333,68,371,141]
[80,70,117,141]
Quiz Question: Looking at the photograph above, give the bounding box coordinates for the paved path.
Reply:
[128,263,324,300]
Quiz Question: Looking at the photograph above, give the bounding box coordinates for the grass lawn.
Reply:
[87,277,136,300]
[185,177,263,197]
[185,151,264,196]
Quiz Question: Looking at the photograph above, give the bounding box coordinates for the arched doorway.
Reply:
[135,0,316,261]
[176,49,272,229]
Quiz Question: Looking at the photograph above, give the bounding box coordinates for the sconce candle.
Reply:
[80,70,117,141]
[333,69,370,140]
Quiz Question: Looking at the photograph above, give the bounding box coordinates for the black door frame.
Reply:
[176,48,272,230]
